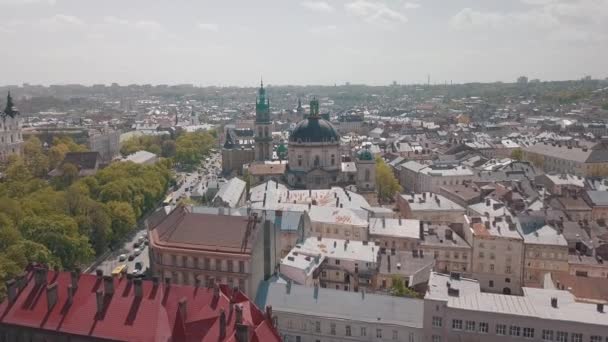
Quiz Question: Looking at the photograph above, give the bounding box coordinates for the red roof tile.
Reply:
[0,267,280,342]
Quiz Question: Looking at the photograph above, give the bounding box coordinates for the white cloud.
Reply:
[403,2,421,9]
[0,25,15,33]
[39,14,84,29]
[308,25,337,33]
[104,16,129,26]
[134,20,163,32]
[300,1,334,13]
[197,23,219,32]
[345,0,407,24]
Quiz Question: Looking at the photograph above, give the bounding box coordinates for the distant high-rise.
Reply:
[0,92,24,162]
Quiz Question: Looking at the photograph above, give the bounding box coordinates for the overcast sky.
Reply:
[0,0,607,86]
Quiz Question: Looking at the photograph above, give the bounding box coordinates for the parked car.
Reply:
[133,248,142,256]
[133,242,140,248]
[118,254,127,262]
[128,254,135,261]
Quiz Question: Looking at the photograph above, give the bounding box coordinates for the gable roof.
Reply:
[0,267,280,342]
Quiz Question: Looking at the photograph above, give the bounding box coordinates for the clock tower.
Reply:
[254,80,272,161]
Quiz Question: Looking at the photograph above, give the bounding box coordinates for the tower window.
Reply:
[298,155,303,167]
[331,154,335,166]
[365,169,370,181]
[314,156,320,167]
[258,127,263,137]
[264,127,269,137]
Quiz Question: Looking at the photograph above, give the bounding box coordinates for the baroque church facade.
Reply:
[0,92,23,162]
[223,80,376,191]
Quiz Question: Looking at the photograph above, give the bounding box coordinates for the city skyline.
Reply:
[0,0,607,86]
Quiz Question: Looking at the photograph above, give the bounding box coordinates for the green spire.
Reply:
[255,78,270,123]
[309,97,320,118]
[2,91,19,118]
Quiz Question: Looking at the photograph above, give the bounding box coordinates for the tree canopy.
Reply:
[376,157,402,202]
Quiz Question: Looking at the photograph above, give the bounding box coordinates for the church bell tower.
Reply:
[254,79,272,161]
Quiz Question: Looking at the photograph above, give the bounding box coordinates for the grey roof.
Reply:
[213,177,246,208]
[586,190,608,206]
[261,282,423,328]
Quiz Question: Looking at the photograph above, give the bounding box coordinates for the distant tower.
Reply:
[190,109,199,125]
[355,146,376,192]
[0,91,24,162]
[296,97,304,115]
[254,79,272,161]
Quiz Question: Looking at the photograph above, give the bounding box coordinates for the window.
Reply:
[542,330,554,341]
[335,260,340,265]
[315,321,320,333]
[365,169,370,181]
[490,253,495,260]
[204,258,210,270]
[345,325,351,336]
[331,154,335,166]
[392,330,398,340]
[589,336,602,342]
[510,326,521,336]
[496,324,506,335]
[330,323,336,335]
[489,280,494,287]
[452,319,463,330]
[479,251,484,258]
[570,333,582,342]
[479,242,485,248]
[506,265,512,274]
[478,322,488,333]
[239,261,245,273]
[227,260,234,272]
[297,155,302,167]
[288,320,293,329]
[556,331,568,342]
[171,254,177,266]
[523,327,535,338]
[465,321,475,331]
[432,336,441,342]
[490,264,495,271]
[182,256,187,267]
[432,316,442,328]
[296,337,301,342]
[238,278,245,290]
[314,155,320,167]
[360,327,366,336]
[376,329,382,338]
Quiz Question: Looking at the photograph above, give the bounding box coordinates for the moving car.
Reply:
[118,254,127,262]
[111,264,127,276]
[133,248,142,256]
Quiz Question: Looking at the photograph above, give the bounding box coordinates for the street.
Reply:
[90,151,222,277]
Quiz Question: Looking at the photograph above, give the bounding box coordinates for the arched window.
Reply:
[297,155,303,167]
[331,154,335,166]
[314,156,320,167]
[365,169,370,182]
[264,127,269,137]
[258,127,263,137]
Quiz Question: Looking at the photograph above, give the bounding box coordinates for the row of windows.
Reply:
[162,254,245,273]
[284,320,414,341]
[527,250,566,260]
[296,154,336,167]
[435,318,599,342]
[477,242,513,251]
[166,271,245,289]
[477,262,513,274]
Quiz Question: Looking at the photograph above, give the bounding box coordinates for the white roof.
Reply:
[369,218,420,239]
[124,150,157,164]
[296,237,378,263]
[212,177,245,208]
[522,225,568,246]
[402,193,465,212]
[545,173,585,188]
[307,206,368,227]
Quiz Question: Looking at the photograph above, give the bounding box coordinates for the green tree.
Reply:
[390,276,420,298]
[510,148,523,161]
[106,201,136,244]
[376,157,402,202]
[22,136,50,177]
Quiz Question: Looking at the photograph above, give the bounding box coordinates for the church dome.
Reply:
[289,117,340,143]
[358,149,374,161]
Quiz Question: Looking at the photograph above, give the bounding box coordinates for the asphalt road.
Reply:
[91,151,222,277]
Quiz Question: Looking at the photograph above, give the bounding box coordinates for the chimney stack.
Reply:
[219,309,227,339]
[398,217,402,225]
[551,297,558,308]
[265,305,273,322]
[70,270,79,291]
[67,284,74,305]
[286,280,292,294]
[382,218,386,228]
[96,289,104,315]
[178,297,187,322]
[34,268,47,287]
[213,281,220,299]
[597,303,604,313]
[95,269,103,280]
[235,304,243,324]
[165,277,172,288]
[6,279,17,303]
[236,323,249,342]
[46,283,58,311]
[103,276,114,296]
[134,279,143,297]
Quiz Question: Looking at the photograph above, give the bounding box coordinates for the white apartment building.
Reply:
[368,217,421,252]
[262,281,424,342]
[399,161,475,193]
[424,272,608,342]
[304,206,370,241]
[521,225,569,286]
[463,214,525,295]
[398,193,466,225]
[280,236,379,292]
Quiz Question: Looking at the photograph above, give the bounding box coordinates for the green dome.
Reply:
[289,117,339,143]
[358,149,374,161]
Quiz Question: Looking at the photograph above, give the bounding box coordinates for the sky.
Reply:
[0,0,607,86]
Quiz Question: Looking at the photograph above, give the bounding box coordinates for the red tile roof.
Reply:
[0,267,280,342]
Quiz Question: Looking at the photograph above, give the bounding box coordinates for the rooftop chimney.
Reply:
[34,268,48,287]
[134,278,143,297]
[286,280,292,294]
[178,297,187,322]
[96,289,104,315]
[382,218,386,228]
[46,283,58,311]
[67,284,74,305]
[597,303,604,313]
[152,276,159,287]
[361,288,365,300]
[6,279,17,303]
[165,277,172,288]
[398,217,402,225]
[103,276,114,296]
[95,269,103,279]
[70,270,80,291]
[213,281,220,299]
[236,322,249,342]
[219,309,227,339]
[265,305,273,323]
[551,297,558,308]
[235,304,243,324]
